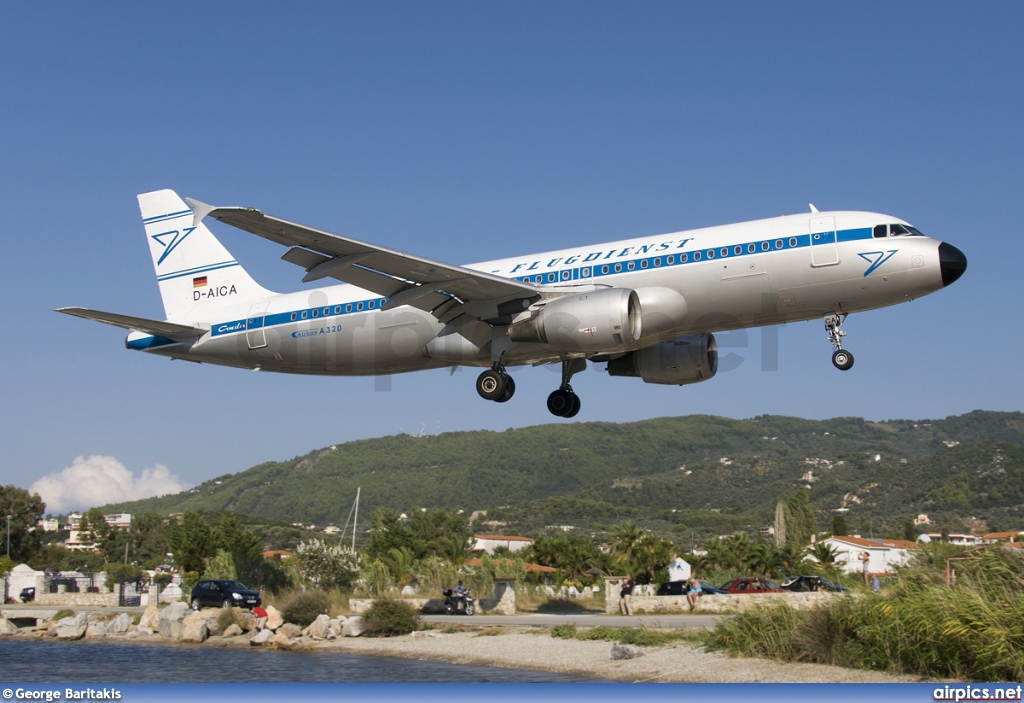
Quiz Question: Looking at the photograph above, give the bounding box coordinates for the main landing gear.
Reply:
[825,313,854,371]
[546,359,585,418]
[475,363,516,403]
[474,358,585,418]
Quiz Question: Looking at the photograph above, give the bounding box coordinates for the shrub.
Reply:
[53,609,75,621]
[362,597,420,637]
[217,607,238,632]
[281,590,330,627]
[550,624,577,639]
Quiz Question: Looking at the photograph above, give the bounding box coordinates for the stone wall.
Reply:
[626,591,836,614]
[35,592,120,607]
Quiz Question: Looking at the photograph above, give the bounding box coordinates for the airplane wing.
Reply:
[56,307,207,341]
[186,198,541,323]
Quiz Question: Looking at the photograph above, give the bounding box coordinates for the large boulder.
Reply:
[183,610,223,637]
[264,605,284,631]
[85,622,108,638]
[236,611,256,632]
[306,614,331,640]
[109,613,132,634]
[222,624,243,638]
[55,613,89,640]
[157,602,191,639]
[327,617,346,639]
[249,628,274,646]
[278,623,302,639]
[178,619,208,644]
[342,616,365,638]
[138,604,160,631]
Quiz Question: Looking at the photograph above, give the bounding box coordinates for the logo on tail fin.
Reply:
[151,227,196,265]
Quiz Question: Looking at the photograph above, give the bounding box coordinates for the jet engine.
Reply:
[509,288,641,353]
[607,334,717,385]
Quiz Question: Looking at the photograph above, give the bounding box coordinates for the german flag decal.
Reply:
[193,276,208,288]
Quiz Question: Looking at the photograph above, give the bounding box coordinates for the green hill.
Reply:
[100,410,1024,540]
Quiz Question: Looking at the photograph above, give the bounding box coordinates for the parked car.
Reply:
[780,575,848,592]
[189,579,261,610]
[19,587,35,603]
[656,580,728,596]
[718,577,784,594]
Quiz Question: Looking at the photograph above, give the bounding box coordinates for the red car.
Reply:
[718,577,784,594]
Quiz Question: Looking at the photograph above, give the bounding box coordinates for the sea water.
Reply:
[0,639,604,683]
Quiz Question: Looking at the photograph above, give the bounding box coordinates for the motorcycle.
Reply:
[442,588,475,615]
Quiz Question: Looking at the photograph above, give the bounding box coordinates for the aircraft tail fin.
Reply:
[138,189,275,321]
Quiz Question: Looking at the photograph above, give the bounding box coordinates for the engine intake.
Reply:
[509,288,641,353]
[607,334,717,385]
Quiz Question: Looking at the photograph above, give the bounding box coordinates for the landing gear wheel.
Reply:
[831,349,854,371]
[476,369,508,400]
[564,393,581,418]
[495,376,516,403]
[547,389,575,417]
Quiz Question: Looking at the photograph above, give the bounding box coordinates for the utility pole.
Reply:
[6,514,11,560]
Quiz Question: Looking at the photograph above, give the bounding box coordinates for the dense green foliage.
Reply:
[701,548,1024,681]
[1,485,46,562]
[362,597,421,636]
[281,590,331,627]
[96,411,1024,545]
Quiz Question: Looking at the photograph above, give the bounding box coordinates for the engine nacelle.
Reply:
[607,334,717,385]
[509,288,642,353]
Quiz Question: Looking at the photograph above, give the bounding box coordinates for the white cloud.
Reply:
[30,456,190,514]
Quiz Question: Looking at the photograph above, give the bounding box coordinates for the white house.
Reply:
[820,535,920,575]
[473,534,533,554]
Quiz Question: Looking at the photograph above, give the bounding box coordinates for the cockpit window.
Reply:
[874,223,926,238]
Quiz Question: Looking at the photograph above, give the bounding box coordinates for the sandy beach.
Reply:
[289,628,919,683]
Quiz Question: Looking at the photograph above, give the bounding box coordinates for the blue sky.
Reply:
[2,2,1021,512]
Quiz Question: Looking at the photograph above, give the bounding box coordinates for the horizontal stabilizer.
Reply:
[56,307,207,341]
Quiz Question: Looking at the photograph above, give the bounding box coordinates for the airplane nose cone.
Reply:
[939,242,967,287]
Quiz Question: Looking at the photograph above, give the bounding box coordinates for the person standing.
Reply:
[861,551,871,586]
[619,574,634,615]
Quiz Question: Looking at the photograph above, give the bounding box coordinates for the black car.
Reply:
[780,575,848,593]
[656,579,727,596]
[189,579,261,610]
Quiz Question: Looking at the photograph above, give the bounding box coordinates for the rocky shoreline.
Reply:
[0,604,919,683]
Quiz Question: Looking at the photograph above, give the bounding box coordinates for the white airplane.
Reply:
[60,190,967,417]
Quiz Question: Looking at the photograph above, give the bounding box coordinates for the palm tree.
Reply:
[807,542,840,574]
[380,546,418,587]
[747,542,780,578]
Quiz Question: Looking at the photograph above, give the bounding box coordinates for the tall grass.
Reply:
[700,549,1024,681]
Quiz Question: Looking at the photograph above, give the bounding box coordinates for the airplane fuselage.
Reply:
[127,209,958,376]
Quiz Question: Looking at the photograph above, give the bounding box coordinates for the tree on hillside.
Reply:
[785,490,817,548]
[832,514,849,537]
[215,514,264,559]
[363,508,424,562]
[168,512,218,574]
[0,485,46,563]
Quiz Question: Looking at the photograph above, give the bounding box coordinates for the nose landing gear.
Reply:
[825,313,854,371]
